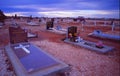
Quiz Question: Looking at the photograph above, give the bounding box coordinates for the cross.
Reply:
[14,44,30,53]
[81,21,84,31]
[94,20,96,26]
[112,22,115,31]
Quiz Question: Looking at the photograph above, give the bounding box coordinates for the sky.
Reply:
[0,0,119,18]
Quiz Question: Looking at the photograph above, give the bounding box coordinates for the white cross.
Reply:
[104,20,106,26]
[94,20,96,26]
[112,22,115,31]
[14,44,30,53]
[81,21,84,31]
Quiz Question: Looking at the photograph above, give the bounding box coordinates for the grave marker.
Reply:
[14,44,30,53]
[64,39,114,53]
[67,26,77,42]
[112,22,115,31]
[5,42,69,76]
[9,26,28,44]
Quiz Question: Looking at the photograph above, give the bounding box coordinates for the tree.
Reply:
[0,10,6,23]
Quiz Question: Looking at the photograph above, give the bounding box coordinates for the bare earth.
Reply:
[0,19,120,76]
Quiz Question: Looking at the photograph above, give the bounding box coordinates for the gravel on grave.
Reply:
[31,40,120,76]
[0,19,120,76]
[0,48,15,76]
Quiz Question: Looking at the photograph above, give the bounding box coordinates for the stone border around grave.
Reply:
[46,28,67,35]
[5,42,70,76]
[64,39,114,53]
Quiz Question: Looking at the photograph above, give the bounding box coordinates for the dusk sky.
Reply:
[0,0,119,18]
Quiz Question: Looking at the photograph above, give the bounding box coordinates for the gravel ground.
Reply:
[0,19,120,76]
[31,40,120,76]
[0,48,15,76]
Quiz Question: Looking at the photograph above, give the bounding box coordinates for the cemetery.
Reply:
[0,11,120,76]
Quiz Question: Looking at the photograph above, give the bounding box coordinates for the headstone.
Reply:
[67,26,77,42]
[46,21,54,30]
[9,26,28,44]
[15,14,17,19]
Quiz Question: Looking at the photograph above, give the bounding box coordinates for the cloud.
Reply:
[1,0,119,18]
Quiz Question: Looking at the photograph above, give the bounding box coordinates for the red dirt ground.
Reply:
[0,18,120,76]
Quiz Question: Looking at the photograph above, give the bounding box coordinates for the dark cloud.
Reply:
[0,0,119,18]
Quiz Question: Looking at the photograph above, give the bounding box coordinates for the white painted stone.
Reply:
[14,44,30,53]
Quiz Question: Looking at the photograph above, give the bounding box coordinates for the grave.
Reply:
[27,22,39,26]
[9,26,38,43]
[5,42,69,76]
[47,28,67,35]
[88,30,120,41]
[64,39,114,53]
[27,32,38,38]
[46,21,67,34]
[64,26,114,53]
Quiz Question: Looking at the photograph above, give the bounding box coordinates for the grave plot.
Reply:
[9,26,38,42]
[47,28,67,35]
[27,32,38,38]
[27,22,39,26]
[5,42,69,76]
[64,39,114,53]
[46,20,67,35]
[88,30,120,41]
[64,26,114,53]
[24,28,38,38]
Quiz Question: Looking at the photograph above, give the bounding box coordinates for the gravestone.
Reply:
[67,26,77,42]
[9,26,28,44]
[46,21,54,30]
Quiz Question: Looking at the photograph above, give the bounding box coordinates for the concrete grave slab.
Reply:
[47,28,67,35]
[5,42,69,76]
[88,30,120,41]
[27,32,38,38]
[27,22,39,26]
[64,39,114,53]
